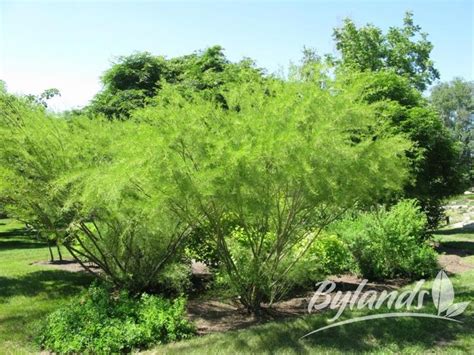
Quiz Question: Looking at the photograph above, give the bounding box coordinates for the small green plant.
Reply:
[286,233,355,289]
[333,200,438,280]
[38,283,195,353]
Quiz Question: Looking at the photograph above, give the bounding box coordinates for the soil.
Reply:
[31,259,99,273]
[185,273,415,334]
[438,254,474,274]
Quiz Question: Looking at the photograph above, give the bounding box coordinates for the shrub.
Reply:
[333,200,438,280]
[38,284,195,353]
[156,262,192,295]
[286,233,355,289]
[185,224,221,268]
[131,76,411,312]
[0,100,193,293]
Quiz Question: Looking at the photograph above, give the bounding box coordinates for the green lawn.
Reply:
[0,218,473,353]
[0,219,92,354]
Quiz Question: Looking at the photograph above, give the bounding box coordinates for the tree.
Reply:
[338,70,468,226]
[26,88,61,108]
[330,12,467,225]
[88,52,172,118]
[88,46,264,119]
[430,78,474,182]
[333,12,439,91]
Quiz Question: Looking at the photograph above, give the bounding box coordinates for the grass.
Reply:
[0,217,473,353]
[0,219,92,354]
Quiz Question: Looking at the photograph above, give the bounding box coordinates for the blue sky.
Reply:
[1,0,472,111]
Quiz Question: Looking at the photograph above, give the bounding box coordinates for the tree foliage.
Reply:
[333,12,439,91]
[88,46,264,119]
[430,78,474,182]
[338,70,468,226]
[131,76,411,311]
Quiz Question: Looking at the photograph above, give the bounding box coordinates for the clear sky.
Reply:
[1,0,473,111]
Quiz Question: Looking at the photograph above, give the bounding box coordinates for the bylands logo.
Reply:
[431,271,469,317]
[300,271,470,339]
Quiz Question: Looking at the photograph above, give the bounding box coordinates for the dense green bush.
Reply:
[38,284,195,353]
[130,76,411,312]
[332,200,438,280]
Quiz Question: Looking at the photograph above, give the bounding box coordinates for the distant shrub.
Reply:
[185,224,221,268]
[287,234,355,288]
[333,200,438,280]
[38,284,195,353]
[156,262,192,295]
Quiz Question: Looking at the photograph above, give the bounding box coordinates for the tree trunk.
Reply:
[47,241,54,262]
[56,243,63,261]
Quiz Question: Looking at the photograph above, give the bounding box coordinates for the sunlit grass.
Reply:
[0,219,92,353]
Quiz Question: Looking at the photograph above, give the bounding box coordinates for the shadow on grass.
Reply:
[437,241,474,257]
[0,239,47,251]
[0,228,46,250]
[434,227,474,236]
[0,270,92,302]
[0,228,36,237]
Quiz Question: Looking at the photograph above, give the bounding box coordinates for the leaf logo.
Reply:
[432,270,469,317]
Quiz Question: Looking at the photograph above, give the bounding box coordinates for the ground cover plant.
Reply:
[38,283,195,353]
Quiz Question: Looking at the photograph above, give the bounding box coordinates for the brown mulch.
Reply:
[31,259,99,273]
[438,254,474,274]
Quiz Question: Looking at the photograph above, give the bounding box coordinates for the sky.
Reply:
[0,0,473,111]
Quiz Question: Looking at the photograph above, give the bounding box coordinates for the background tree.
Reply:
[430,78,474,183]
[88,46,264,119]
[337,70,468,226]
[330,13,466,226]
[333,11,439,91]
[25,88,61,108]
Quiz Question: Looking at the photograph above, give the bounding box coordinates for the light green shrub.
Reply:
[286,233,355,289]
[333,200,438,280]
[130,76,411,312]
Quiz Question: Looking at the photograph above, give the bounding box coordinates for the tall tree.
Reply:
[333,11,439,91]
[337,70,468,226]
[88,46,264,119]
[430,78,474,182]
